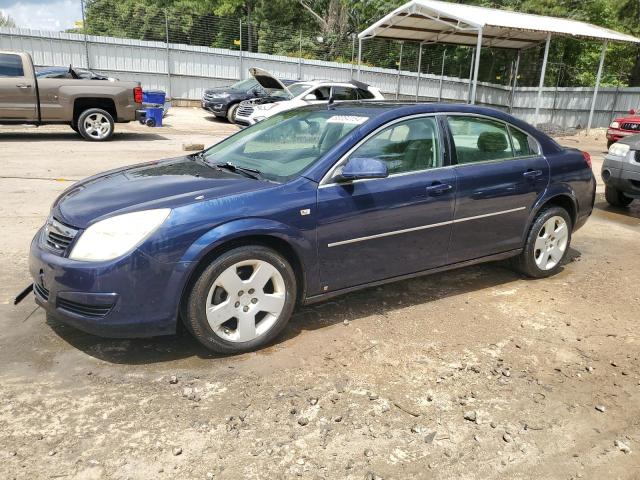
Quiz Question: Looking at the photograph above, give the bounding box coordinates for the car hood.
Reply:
[53,156,272,228]
[613,116,640,125]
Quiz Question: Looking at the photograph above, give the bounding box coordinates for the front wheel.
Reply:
[226,103,239,123]
[514,207,572,278]
[605,185,633,207]
[184,246,297,354]
[77,108,114,141]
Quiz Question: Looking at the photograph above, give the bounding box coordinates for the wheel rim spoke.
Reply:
[206,301,235,329]
[250,261,276,290]
[259,293,285,314]
[237,313,257,341]
[216,266,244,293]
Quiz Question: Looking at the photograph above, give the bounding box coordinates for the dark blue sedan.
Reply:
[29,103,596,353]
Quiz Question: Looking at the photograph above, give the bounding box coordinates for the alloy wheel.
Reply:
[534,215,568,271]
[205,259,286,342]
[83,113,112,140]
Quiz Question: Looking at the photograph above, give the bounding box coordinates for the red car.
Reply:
[607,109,640,148]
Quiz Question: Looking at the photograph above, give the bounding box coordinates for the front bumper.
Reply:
[29,229,192,338]
[602,154,640,198]
[201,100,227,116]
[606,129,638,142]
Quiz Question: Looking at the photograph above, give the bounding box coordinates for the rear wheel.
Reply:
[185,246,297,354]
[77,108,114,141]
[514,206,572,278]
[605,185,633,207]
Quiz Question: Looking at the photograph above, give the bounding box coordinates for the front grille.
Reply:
[57,298,113,318]
[237,105,254,117]
[43,217,78,254]
[33,282,49,301]
[203,93,217,102]
[620,122,640,131]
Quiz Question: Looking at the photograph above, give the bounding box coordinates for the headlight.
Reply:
[608,142,630,157]
[610,121,620,129]
[69,209,171,261]
[253,116,266,122]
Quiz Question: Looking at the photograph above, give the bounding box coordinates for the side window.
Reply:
[0,54,25,78]
[447,116,513,164]
[311,87,331,101]
[331,87,357,100]
[509,126,539,156]
[356,88,375,99]
[348,117,440,175]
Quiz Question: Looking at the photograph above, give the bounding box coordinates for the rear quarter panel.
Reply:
[531,148,595,232]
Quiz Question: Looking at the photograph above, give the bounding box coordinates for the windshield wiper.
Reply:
[214,162,262,180]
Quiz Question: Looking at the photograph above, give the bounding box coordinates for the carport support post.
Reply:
[415,42,423,102]
[534,33,552,126]
[470,28,483,104]
[238,20,243,80]
[80,0,90,69]
[164,10,171,98]
[586,40,608,135]
[438,48,446,101]
[509,50,520,113]
[357,38,362,80]
[396,41,404,100]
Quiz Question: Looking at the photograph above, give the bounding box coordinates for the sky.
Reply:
[0,0,82,31]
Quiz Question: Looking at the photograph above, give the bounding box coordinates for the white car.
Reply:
[234,68,384,127]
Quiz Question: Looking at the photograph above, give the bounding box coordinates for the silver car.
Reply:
[602,136,640,206]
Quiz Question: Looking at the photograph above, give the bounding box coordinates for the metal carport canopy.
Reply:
[357,0,640,130]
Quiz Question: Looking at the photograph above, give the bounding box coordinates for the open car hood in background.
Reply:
[249,67,292,97]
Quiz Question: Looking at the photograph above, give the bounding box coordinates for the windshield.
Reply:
[230,78,259,91]
[202,109,369,182]
[288,83,313,97]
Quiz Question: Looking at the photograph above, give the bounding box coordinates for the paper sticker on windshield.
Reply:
[326,115,368,125]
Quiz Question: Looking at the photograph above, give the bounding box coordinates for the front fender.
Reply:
[180,217,313,266]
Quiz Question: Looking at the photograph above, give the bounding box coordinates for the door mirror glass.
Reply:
[303,93,318,101]
[333,157,388,183]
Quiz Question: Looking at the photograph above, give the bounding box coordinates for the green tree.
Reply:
[1,11,16,28]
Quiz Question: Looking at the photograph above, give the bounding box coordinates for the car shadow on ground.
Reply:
[203,115,230,124]
[45,250,581,366]
[0,132,168,142]
[594,199,640,221]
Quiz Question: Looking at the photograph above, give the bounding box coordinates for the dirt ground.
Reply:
[1,109,639,480]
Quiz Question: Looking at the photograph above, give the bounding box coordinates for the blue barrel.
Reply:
[144,107,164,127]
[142,90,166,105]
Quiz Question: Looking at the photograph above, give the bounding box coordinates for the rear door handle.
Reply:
[523,169,543,179]
[426,183,453,196]
[16,84,31,89]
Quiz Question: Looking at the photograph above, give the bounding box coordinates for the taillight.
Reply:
[582,151,592,168]
[134,86,143,104]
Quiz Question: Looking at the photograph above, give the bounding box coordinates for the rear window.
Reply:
[0,54,24,77]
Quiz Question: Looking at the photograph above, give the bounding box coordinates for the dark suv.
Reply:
[201,77,296,123]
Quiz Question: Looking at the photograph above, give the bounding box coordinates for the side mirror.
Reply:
[333,157,388,183]
[303,93,318,101]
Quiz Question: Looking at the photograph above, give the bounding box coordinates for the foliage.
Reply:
[81,0,640,87]
[0,11,16,28]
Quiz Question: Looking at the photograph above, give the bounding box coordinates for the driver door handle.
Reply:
[16,83,31,89]
[523,169,543,179]
[426,183,453,196]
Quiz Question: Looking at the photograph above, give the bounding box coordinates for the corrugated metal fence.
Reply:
[2,26,639,128]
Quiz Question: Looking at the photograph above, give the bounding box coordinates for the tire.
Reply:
[184,246,297,354]
[607,140,614,149]
[77,108,114,141]
[605,185,633,207]
[514,206,572,278]
[226,103,239,123]
[70,123,79,134]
